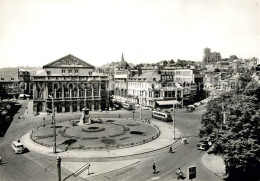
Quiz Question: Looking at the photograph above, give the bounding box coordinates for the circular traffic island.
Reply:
[31,118,160,150]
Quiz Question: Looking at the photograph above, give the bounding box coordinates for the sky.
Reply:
[0,0,259,68]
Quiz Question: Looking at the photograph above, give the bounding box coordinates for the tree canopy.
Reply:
[200,76,260,180]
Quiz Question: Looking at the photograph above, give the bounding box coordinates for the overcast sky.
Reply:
[0,0,259,68]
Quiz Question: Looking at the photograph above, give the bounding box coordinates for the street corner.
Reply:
[61,159,140,179]
[201,151,226,178]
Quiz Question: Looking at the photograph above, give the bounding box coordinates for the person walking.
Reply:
[153,163,156,174]
[43,117,45,127]
[0,154,2,165]
[169,146,174,153]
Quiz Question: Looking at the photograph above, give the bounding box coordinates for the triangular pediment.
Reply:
[43,54,95,68]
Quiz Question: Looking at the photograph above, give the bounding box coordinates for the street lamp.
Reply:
[172,101,176,139]
[49,95,56,153]
[140,91,144,120]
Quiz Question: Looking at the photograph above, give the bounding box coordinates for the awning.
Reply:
[156,100,179,106]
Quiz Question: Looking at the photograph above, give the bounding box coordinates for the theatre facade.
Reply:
[32,54,109,114]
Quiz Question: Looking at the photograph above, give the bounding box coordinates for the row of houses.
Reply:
[113,54,203,109]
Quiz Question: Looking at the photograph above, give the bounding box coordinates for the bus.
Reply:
[122,102,134,110]
[152,110,172,122]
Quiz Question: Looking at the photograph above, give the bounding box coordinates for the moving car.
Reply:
[12,140,26,154]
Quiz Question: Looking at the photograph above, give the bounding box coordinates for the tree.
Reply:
[200,77,260,180]
[169,59,175,64]
[0,85,7,100]
[163,60,168,67]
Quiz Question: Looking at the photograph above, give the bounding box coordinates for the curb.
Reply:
[78,160,141,179]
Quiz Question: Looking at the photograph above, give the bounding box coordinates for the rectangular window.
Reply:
[62,70,65,74]
[75,70,79,74]
[68,70,72,74]
[89,72,92,76]
[155,91,160,98]
[47,71,51,75]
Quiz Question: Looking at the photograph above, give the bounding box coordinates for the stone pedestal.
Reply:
[79,107,91,125]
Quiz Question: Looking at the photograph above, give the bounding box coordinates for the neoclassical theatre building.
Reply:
[32,54,109,113]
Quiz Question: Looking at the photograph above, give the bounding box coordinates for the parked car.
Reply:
[197,140,210,151]
[193,102,201,107]
[186,105,195,112]
[142,106,150,110]
[200,101,205,105]
[135,104,140,108]
[12,140,26,154]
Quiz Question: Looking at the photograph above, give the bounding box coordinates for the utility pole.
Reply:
[57,157,61,181]
[140,91,143,120]
[222,102,226,125]
[50,95,56,153]
[173,101,176,139]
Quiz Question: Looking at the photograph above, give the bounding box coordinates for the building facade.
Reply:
[0,69,31,99]
[203,48,221,64]
[113,53,131,102]
[32,54,109,113]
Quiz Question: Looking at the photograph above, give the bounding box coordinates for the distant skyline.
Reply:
[0,0,259,68]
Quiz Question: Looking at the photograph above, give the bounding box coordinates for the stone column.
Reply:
[62,101,65,113]
[91,100,95,111]
[99,82,101,97]
[98,100,101,111]
[42,102,46,112]
[61,83,64,99]
[84,88,87,107]
[54,89,57,98]
[77,101,80,112]
[33,83,38,99]
[45,83,48,98]
[70,102,73,113]
[92,83,94,97]
[69,89,72,98]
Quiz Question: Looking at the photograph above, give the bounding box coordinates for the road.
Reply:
[0,102,221,181]
[0,100,82,181]
[87,106,220,181]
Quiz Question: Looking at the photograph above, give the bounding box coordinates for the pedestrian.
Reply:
[0,154,2,165]
[169,146,174,153]
[183,137,187,144]
[176,168,183,180]
[43,117,45,127]
[153,163,156,174]
[119,113,121,118]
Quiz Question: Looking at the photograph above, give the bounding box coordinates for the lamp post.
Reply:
[140,91,144,120]
[49,95,56,153]
[173,101,176,139]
